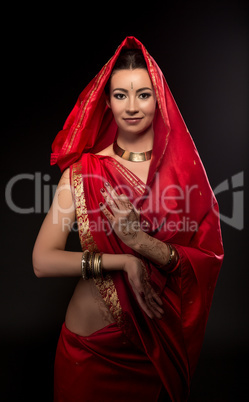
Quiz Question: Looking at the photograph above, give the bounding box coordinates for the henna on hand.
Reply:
[99,183,141,246]
[124,257,164,320]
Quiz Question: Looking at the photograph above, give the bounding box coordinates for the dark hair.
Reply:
[105,49,147,94]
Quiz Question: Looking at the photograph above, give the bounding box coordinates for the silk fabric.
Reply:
[52,37,224,401]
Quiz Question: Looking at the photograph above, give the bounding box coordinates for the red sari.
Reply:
[52,37,224,401]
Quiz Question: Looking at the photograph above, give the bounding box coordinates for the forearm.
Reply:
[102,253,133,272]
[33,248,83,277]
[130,230,171,267]
[33,247,131,278]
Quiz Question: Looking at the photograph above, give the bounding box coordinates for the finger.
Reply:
[143,295,163,320]
[104,182,120,204]
[141,283,164,318]
[118,194,134,210]
[146,296,164,318]
[100,188,120,213]
[135,292,155,319]
[99,202,115,223]
[139,289,163,320]
[129,278,155,319]
[150,287,164,307]
[105,183,134,212]
[137,287,162,319]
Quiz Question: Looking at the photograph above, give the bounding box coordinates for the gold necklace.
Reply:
[113,141,152,162]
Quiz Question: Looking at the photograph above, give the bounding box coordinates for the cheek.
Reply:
[142,100,157,117]
[110,101,123,118]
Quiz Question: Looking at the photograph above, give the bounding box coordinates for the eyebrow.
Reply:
[112,87,153,93]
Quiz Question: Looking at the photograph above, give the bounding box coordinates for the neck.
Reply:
[116,125,154,152]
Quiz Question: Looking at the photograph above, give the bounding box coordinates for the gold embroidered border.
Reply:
[94,275,123,327]
[110,159,146,195]
[71,162,124,326]
[71,162,98,252]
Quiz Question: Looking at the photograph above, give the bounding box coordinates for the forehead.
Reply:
[110,68,153,89]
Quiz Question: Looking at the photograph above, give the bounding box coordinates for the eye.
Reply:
[138,92,152,99]
[113,93,126,100]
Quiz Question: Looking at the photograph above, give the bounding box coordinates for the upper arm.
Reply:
[33,168,76,255]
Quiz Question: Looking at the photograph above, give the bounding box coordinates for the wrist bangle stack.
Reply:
[81,251,103,280]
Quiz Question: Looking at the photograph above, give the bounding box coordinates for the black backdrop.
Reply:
[1,1,248,401]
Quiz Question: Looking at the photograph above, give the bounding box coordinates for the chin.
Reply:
[120,123,153,136]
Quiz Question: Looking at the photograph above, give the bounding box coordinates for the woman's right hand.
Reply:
[123,256,164,320]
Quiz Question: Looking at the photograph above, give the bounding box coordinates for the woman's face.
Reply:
[107,68,157,137]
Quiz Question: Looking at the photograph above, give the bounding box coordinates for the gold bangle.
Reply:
[98,253,103,279]
[82,251,103,280]
[85,251,92,278]
[89,252,95,278]
[93,253,98,279]
[171,246,179,266]
[92,252,103,279]
[167,244,173,265]
[81,250,90,280]
[166,244,179,268]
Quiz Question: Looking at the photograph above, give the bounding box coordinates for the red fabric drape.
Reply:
[54,322,166,402]
[52,37,224,401]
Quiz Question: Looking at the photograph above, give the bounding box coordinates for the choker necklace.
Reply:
[113,141,152,162]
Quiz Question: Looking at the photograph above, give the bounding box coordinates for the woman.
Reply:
[33,37,224,401]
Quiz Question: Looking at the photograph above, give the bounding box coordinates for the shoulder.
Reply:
[53,168,74,211]
[57,168,72,198]
[58,168,70,186]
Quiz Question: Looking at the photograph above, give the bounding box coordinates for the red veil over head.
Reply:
[51,36,171,182]
[51,37,224,401]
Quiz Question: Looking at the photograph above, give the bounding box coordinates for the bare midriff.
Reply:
[65,279,115,336]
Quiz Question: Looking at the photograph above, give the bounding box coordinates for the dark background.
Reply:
[1,1,248,401]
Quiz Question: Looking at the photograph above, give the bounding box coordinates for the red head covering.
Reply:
[51,36,175,184]
[51,37,224,401]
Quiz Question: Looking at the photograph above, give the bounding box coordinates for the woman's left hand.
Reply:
[99,182,141,247]
[123,256,164,320]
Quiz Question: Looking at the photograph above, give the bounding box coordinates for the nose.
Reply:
[126,96,139,115]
